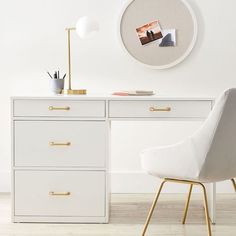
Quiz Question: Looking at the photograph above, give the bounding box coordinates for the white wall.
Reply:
[1,0,236,193]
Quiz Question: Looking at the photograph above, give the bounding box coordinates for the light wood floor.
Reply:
[0,193,235,235]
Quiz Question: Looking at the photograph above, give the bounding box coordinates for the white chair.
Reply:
[140,88,236,236]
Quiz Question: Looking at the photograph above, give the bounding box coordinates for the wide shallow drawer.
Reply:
[14,121,107,167]
[109,100,212,118]
[14,170,105,217]
[13,99,105,117]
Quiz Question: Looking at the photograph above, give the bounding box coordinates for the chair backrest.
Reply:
[191,88,236,182]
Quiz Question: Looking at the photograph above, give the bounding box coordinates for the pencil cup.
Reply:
[50,79,64,94]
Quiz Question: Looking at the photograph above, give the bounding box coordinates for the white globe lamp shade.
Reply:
[76,16,99,38]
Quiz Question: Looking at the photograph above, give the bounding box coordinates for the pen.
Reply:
[47,71,53,79]
[63,73,66,79]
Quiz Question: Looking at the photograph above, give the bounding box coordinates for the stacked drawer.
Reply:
[109,100,212,118]
[12,99,108,223]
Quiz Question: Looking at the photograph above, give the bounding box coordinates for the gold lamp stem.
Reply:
[66,28,75,90]
[64,27,86,95]
[67,29,71,90]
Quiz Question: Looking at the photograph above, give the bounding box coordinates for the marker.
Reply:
[54,71,57,79]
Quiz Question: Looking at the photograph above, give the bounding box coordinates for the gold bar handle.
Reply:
[49,142,71,146]
[49,191,71,196]
[149,107,171,112]
[49,106,70,111]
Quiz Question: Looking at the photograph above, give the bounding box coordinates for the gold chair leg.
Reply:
[182,184,193,224]
[231,179,236,192]
[141,180,166,236]
[141,179,212,236]
[199,183,212,236]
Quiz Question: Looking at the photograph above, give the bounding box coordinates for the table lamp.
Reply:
[64,16,99,95]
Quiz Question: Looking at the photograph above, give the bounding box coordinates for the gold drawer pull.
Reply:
[49,142,71,146]
[149,107,171,112]
[48,106,70,111]
[49,191,71,196]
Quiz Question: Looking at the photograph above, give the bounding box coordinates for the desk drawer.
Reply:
[13,99,105,117]
[109,100,212,118]
[14,170,105,217]
[14,121,107,167]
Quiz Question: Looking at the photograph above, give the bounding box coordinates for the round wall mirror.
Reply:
[119,0,198,69]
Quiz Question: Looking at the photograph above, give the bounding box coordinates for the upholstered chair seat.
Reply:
[140,88,236,236]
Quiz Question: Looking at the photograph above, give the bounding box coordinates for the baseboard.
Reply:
[110,171,235,193]
[110,171,194,193]
[216,180,235,193]
[0,171,10,192]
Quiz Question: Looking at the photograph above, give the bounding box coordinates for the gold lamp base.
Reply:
[62,89,87,95]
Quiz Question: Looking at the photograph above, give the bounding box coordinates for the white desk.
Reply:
[11,95,215,223]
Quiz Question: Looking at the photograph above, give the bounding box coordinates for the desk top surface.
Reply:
[11,94,215,101]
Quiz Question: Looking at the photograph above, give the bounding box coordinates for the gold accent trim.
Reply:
[64,27,87,95]
[141,180,166,236]
[231,179,236,192]
[141,178,212,236]
[49,142,71,146]
[62,89,87,95]
[149,107,171,112]
[65,27,76,31]
[182,184,193,224]
[49,191,71,196]
[49,106,70,111]
[66,28,72,90]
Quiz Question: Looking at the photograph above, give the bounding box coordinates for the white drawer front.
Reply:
[14,121,107,167]
[109,100,212,118]
[13,99,105,117]
[14,171,106,217]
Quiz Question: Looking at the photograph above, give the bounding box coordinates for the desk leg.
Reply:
[206,183,216,224]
